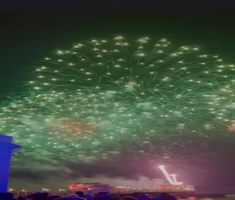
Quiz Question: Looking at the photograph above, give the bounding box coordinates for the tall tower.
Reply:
[0,134,21,193]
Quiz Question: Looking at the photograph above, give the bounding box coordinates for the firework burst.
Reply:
[1,36,235,165]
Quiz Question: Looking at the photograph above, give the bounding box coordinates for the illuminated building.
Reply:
[69,182,111,193]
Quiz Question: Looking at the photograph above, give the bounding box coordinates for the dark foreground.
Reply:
[2,191,235,200]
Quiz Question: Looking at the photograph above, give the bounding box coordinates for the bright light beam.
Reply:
[158,165,175,185]
[171,174,184,185]
[171,174,177,185]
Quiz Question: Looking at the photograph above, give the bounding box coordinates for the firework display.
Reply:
[0,36,235,166]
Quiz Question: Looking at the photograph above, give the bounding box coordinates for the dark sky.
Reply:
[1,1,235,193]
[1,0,235,12]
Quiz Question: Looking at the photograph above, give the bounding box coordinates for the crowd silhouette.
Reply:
[7,191,181,200]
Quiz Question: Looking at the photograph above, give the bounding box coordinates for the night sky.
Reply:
[1,1,235,194]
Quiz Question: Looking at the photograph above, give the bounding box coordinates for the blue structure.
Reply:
[0,134,21,193]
